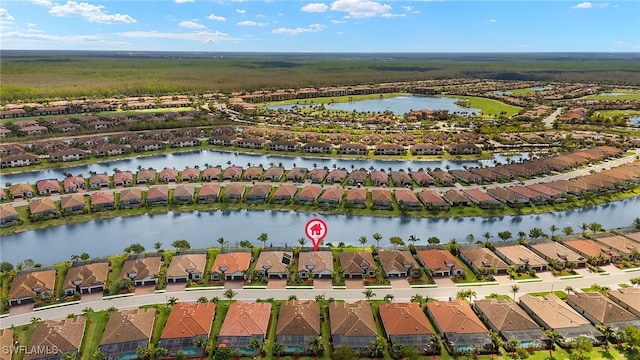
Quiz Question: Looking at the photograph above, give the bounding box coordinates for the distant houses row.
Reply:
[5,290,640,359]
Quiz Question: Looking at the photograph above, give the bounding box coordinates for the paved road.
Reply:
[1,265,637,328]
[543,107,563,128]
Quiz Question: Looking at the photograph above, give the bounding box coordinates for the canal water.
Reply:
[1,196,636,265]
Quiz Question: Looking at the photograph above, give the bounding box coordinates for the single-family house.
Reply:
[371,189,393,209]
[242,166,264,181]
[120,255,162,287]
[297,186,322,203]
[60,193,87,213]
[394,188,422,209]
[329,301,378,352]
[223,166,243,181]
[113,171,133,187]
[390,170,413,187]
[276,300,320,354]
[0,204,21,226]
[210,251,252,281]
[426,300,491,354]
[29,198,58,219]
[318,187,344,206]
[159,168,179,183]
[378,250,420,278]
[459,246,509,275]
[89,173,110,189]
[91,191,115,210]
[346,188,367,208]
[8,269,56,306]
[217,301,271,355]
[272,184,297,202]
[202,167,222,182]
[493,244,548,272]
[286,167,308,181]
[9,183,34,198]
[563,239,621,265]
[146,186,169,206]
[474,299,549,349]
[159,302,216,357]
[380,302,436,354]
[63,176,86,193]
[411,171,435,186]
[63,261,109,295]
[308,168,328,183]
[166,253,207,283]
[327,168,348,183]
[417,190,448,209]
[198,183,221,203]
[529,240,586,269]
[172,184,195,204]
[264,166,285,181]
[566,292,640,330]
[25,317,86,360]
[416,249,464,277]
[246,184,271,203]
[255,251,293,279]
[119,187,142,208]
[222,183,246,201]
[36,179,60,195]
[339,251,376,279]
[608,288,640,318]
[136,169,156,184]
[461,188,501,209]
[98,309,155,359]
[298,250,333,279]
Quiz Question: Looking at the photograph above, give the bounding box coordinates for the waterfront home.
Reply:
[375,143,405,155]
[208,135,236,146]
[171,185,194,204]
[450,169,483,184]
[447,143,480,155]
[8,268,56,306]
[431,170,456,186]
[131,139,163,152]
[49,148,88,162]
[371,189,393,209]
[272,184,297,202]
[426,300,491,354]
[26,317,86,360]
[92,143,127,157]
[518,294,603,344]
[377,249,420,278]
[347,170,367,185]
[286,167,308,181]
[297,185,322,203]
[486,187,529,207]
[566,292,640,330]
[170,136,199,148]
[442,189,469,206]
[264,166,285,181]
[416,249,464,277]
[210,251,251,281]
[339,143,367,155]
[146,186,169,206]
[217,301,271,355]
[121,255,162,287]
[298,250,333,279]
[246,184,271,203]
[563,239,621,265]
[91,191,115,210]
[529,240,586,269]
[98,309,155,360]
[63,261,108,295]
[136,169,156,184]
[166,253,207,283]
[411,143,443,155]
[329,300,377,352]
[474,299,548,349]
[28,198,58,218]
[380,302,436,354]
[308,168,328,183]
[221,183,246,201]
[223,166,243,181]
[9,183,34,198]
[269,140,298,152]
[410,171,435,186]
[159,168,179,183]
[608,288,640,318]
[113,171,133,187]
[339,251,376,279]
[461,188,500,208]
[1,152,40,168]
[493,244,548,272]
[277,300,320,354]
[119,187,142,208]
[160,302,216,357]
[202,166,222,181]
[327,168,348,183]
[318,187,344,206]
[197,183,221,203]
[89,173,110,189]
[459,246,509,275]
[255,251,293,279]
[302,142,331,153]
[236,138,265,149]
[592,234,640,256]
[394,188,422,209]
[0,204,20,226]
[417,189,448,209]
[390,170,413,186]
[180,167,200,182]
[346,188,367,208]
[242,165,264,181]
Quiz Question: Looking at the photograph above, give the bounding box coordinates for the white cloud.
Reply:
[237,20,268,26]
[207,13,226,21]
[331,19,346,23]
[488,19,496,23]
[272,23,325,35]
[236,9,246,14]
[613,40,640,48]
[573,2,592,8]
[330,0,392,18]
[0,8,15,21]
[27,22,37,27]
[301,3,329,13]
[49,1,136,24]
[118,30,236,43]
[31,0,53,6]
[2,30,103,43]
[180,20,206,29]
[175,0,194,3]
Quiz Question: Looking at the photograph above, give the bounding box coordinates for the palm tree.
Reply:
[565,286,574,294]
[511,284,520,300]
[223,289,237,300]
[408,234,420,246]
[482,232,492,242]
[153,242,162,251]
[588,222,603,234]
[489,330,503,355]
[167,296,178,306]
[517,231,527,241]
[549,225,559,239]
[307,336,324,356]
[217,237,227,249]
[529,227,545,240]
[272,342,285,357]
[363,289,375,300]
[372,232,383,247]
[384,294,395,303]
[465,234,475,244]
[596,323,615,349]
[297,237,307,248]
[359,235,367,250]
[545,329,561,357]
[257,233,268,247]
[563,226,574,236]
[497,231,512,242]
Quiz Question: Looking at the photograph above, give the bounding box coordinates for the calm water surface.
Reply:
[1,196,636,265]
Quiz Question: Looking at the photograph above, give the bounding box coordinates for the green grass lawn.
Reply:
[580,90,640,101]
[591,109,640,120]
[79,310,110,360]
[446,95,523,118]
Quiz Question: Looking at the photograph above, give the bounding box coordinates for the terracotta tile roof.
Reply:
[121,256,162,281]
[339,251,376,274]
[427,300,488,334]
[223,166,243,179]
[327,168,348,182]
[308,168,328,182]
[346,188,367,203]
[410,171,435,185]
[0,203,19,219]
[202,167,222,179]
[89,173,109,185]
[416,249,464,272]
[297,185,322,201]
[390,171,412,185]
[371,189,392,203]
[161,302,216,339]
[246,184,271,199]
[243,166,264,179]
[36,179,60,193]
[264,166,285,179]
[474,299,540,331]
[0,328,13,360]
[378,250,419,273]
[526,183,563,197]
[146,186,169,201]
[417,189,447,206]
[443,189,468,204]
[594,235,640,255]
[460,247,508,271]
[159,168,179,180]
[298,251,334,274]
[64,262,109,290]
[173,184,195,199]
[166,254,207,278]
[26,317,86,360]
[563,239,620,260]
[493,245,548,268]
[277,300,320,336]
[28,198,57,214]
[624,231,640,243]
[318,187,344,202]
[119,187,142,202]
[181,167,200,180]
[272,184,297,199]
[286,167,308,180]
[566,292,639,325]
[91,191,115,206]
[329,300,377,337]
[379,302,433,336]
[530,241,585,263]
[100,308,155,345]
[461,188,499,204]
[198,183,220,198]
[394,188,420,205]
[222,184,246,198]
[9,269,56,301]
[518,293,590,328]
[218,301,272,337]
[211,252,251,274]
[255,251,293,275]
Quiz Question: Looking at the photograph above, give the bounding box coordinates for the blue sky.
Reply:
[0,0,638,52]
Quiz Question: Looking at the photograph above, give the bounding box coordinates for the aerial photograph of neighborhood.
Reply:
[1,0,640,359]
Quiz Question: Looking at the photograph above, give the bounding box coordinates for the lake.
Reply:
[0,150,529,185]
[1,196,637,265]
[266,95,481,115]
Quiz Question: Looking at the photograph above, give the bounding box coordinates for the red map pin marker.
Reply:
[305,218,328,251]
